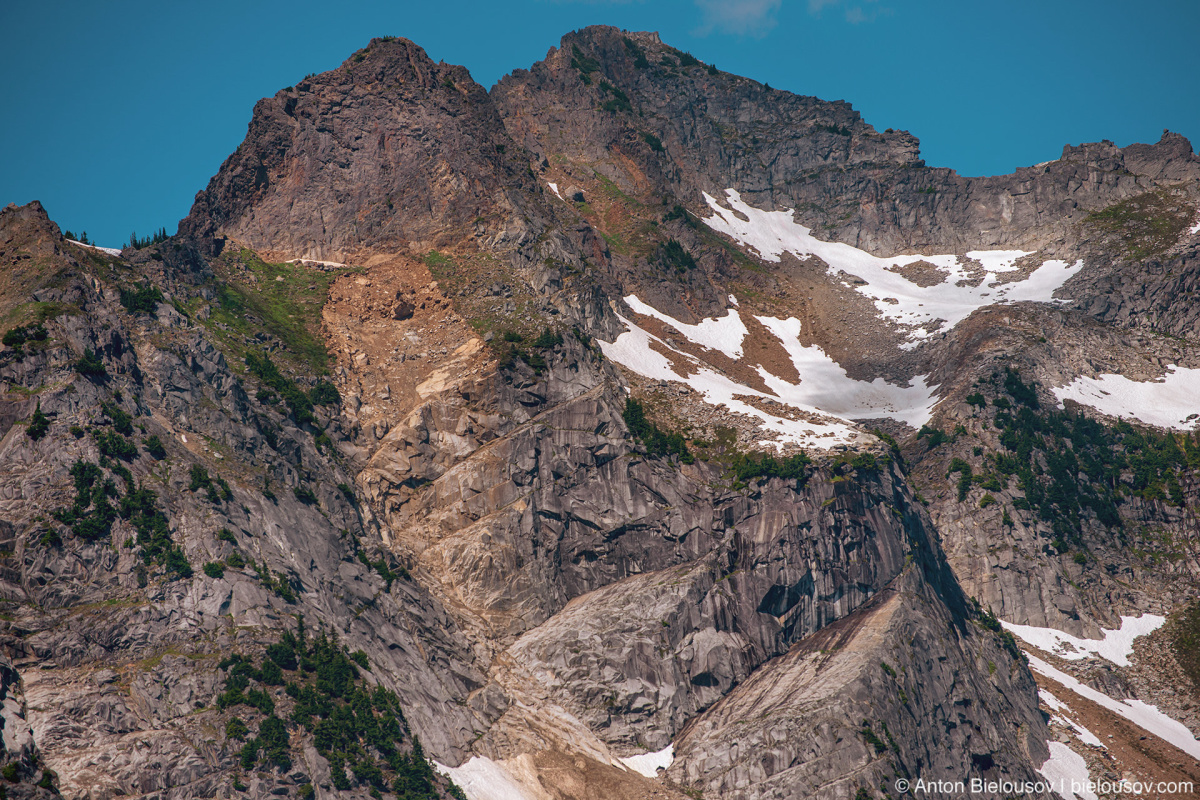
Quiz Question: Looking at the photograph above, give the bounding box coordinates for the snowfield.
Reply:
[435,757,534,800]
[1038,742,1098,800]
[1026,654,1200,761]
[702,189,1081,347]
[625,295,748,359]
[600,310,856,448]
[599,296,937,449]
[1001,614,1166,667]
[593,188,1104,444]
[68,239,122,256]
[755,315,937,428]
[1052,366,1200,430]
[1040,688,1106,748]
[619,744,674,777]
[1006,615,1200,759]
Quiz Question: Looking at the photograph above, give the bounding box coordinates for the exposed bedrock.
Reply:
[352,334,1049,796]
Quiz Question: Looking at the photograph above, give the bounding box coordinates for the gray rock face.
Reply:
[488,27,1200,697]
[671,572,1047,800]
[363,339,906,646]
[892,286,1200,639]
[0,203,489,797]
[352,333,1050,795]
[0,653,59,799]
[1068,244,1200,340]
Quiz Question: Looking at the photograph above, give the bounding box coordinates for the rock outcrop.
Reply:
[0,203,488,798]
[671,573,1046,800]
[180,37,540,262]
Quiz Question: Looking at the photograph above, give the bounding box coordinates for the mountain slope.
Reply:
[4,23,1200,800]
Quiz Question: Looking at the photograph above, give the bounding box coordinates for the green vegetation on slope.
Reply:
[245,349,339,427]
[623,397,693,463]
[974,369,1200,551]
[495,327,562,375]
[1084,189,1194,260]
[569,44,600,83]
[727,448,812,486]
[659,239,696,274]
[1168,600,1200,695]
[119,282,163,314]
[49,457,191,578]
[2,322,48,357]
[204,248,353,375]
[217,619,465,798]
[622,36,649,69]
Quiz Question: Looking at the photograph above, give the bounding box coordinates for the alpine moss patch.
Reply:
[1085,189,1194,261]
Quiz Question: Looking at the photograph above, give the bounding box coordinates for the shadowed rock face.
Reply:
[180,37,540,261]
[0,202,492,798]
[351,333,1052,799]
[0,195,1053,800]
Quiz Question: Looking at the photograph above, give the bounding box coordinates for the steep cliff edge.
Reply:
[0,202,487,798]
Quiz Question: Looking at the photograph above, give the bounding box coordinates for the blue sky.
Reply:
[2,0,1197,247]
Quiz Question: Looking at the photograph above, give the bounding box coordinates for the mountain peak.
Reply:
[0,200,65,255]
[179,37,533,262]
[332,35,466,90]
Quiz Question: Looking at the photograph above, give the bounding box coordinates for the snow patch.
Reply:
[434,757,535,800]
[1072,720,1106,749]
[1189,218,1200,235]
[755,315,937,429]
[287,258,346,268]
[702,189,1080,346]
[619,744,674,778]
[548,182,563,200]
[1040,688,1067,713]
[600,299,939,449]
[68,240,122,256]
[1052,367,1200,430]
[1001,614,1165,667]
[624,295,748,359]
[1027,654,1200,760]
[1038,742,1098,800]
[1041,690,1106,749]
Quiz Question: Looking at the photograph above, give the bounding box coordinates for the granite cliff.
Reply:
[2,25,1199,800]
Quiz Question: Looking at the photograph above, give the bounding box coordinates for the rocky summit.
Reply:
[3,25,1200,800]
